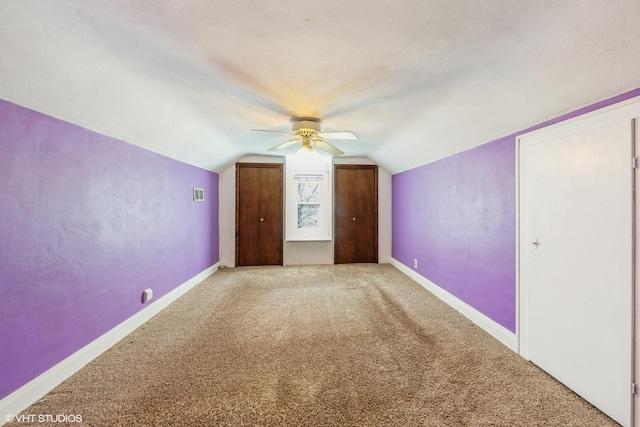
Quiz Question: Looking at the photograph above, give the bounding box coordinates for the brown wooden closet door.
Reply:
[334,165,378,264]
[236,163,283,266]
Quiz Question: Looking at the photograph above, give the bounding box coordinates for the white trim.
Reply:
[514,136,521,355]
[390,258,517,352]
[518,96,640,145]
[0,263,219,425]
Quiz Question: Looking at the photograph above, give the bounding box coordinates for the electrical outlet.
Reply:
[413,259,418,269]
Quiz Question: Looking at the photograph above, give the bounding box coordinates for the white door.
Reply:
[519,119,634,426]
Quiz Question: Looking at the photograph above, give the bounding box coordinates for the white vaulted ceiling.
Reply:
[0,1,639,173]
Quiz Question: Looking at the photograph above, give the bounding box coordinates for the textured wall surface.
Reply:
[392,87,640,333]
[0,100,219,399]
[393,138,516,331]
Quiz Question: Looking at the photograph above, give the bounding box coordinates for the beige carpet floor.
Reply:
[18,264,617,426]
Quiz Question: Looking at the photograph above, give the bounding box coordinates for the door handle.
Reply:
[260,217,264,222]
[532,238,540,249]
[352,217,356,221]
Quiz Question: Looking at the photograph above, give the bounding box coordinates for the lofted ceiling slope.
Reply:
[1,1,639,174]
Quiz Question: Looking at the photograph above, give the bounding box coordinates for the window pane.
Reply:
[298,204,319,228]
[295,174,322,203]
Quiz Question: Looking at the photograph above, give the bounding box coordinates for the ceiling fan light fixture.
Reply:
[252,117,356,157]
[300,137,315,152]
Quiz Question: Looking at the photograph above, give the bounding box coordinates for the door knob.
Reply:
[260,218,264,222]
[352,217,356,221]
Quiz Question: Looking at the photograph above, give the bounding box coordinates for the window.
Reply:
[286,152,332,241]
[295,174,322,228]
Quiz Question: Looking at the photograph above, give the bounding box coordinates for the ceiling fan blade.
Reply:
[251,129,294,136]
[313,140,345,157]
[267,139,301,152]
[317,131,358,140]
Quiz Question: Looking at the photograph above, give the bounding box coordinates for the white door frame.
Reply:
[516,96,640,426]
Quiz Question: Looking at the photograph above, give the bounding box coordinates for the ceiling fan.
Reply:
[251,117,358,157]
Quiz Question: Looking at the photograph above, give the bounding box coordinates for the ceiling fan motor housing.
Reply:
[255,117,350,157]
[292,117,321,132]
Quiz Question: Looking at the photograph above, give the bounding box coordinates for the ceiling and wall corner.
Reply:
[0,1,638,174]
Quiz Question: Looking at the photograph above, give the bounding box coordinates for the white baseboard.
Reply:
[0,263,219,425]
[390,258,517,352]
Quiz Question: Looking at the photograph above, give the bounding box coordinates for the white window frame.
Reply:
[285,153,332,241]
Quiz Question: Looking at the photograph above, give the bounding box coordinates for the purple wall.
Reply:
[0,99,219,399]
[392,87,640,333]
[393,138,516,330]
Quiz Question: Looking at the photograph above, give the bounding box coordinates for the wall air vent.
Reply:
[193,188,204,202]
